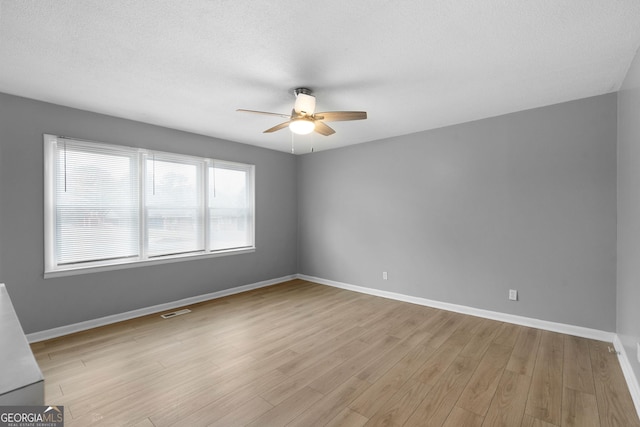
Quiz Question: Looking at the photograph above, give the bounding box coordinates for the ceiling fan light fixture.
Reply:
[289,118,315,135]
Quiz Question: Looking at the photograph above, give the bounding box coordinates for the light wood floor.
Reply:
[31,279,640,427]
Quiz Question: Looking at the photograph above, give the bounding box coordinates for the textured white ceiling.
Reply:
[1,1,639,154]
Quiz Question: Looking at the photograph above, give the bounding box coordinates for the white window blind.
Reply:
[44,134,255,275]
[145,155,204,257]
[52,139,139,266]
[209,161,254,250]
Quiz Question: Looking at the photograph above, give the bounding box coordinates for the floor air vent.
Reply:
[161,309,191,319]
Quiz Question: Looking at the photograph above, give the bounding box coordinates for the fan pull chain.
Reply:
[291,132,295,154]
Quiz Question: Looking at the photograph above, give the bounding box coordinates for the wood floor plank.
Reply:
[308,334,401,395]
[459,318,501,360]
[443,406,485,427]
[369,318,481,427]
[70,362,262,426]
[355,324,433,384]
[206,396,273,427]
[59,359,166,396]
[87,348,293,425]
[414,326,475,386]
[287,376,370,427]
[589,340,640,427]
[262,339,369,406]
[456,343,513,416]
[482,370,532,427]
[348,343,437,418]
[276,326,368,376]
[155,369,286,426]
[130,418,155,427]
[525,330,564,426]
[246,386,323,427]
[404,355,480,426]
[563,335,595,394]
[384,305,435,340]
[324,408,369,427]
[262,355,347,406]
[29,280,640,426]
[522,414,559,427]
[64,360,217,418]
[37,359,86,385]
[44,383,63,402]
[492,323,523,349]
[506,327,541,376]
[562,387,600,427]
[364,378,433,427]
[420,311,468,349]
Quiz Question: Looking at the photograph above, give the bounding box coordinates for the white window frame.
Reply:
[43,134,255,278]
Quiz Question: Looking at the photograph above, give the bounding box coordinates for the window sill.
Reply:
[43,247,255,279]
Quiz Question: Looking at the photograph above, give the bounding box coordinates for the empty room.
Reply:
[1,1,640,426]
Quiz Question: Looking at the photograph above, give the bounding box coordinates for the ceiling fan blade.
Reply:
[314,111,367,122]
[263,121,291,133]
[314,121,336,136]
[237,109,291,119]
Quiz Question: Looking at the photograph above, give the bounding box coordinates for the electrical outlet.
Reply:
[382,271,388,280]
[508,289,518,301]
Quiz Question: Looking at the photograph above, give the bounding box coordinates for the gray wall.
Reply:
[298,94,617,331]
[0,90,622,337]
[618,48,640,386]
[0,92,298,334]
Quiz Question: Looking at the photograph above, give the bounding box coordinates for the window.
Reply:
[145,154,204,257]
[209,162,253,251]
[44,135,254,276]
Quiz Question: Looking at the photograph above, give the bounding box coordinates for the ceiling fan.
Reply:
[237,88,367,136]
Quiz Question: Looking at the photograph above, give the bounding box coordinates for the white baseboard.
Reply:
[614,335,640,418]
[26,275,296,343]
[297,274,615,342]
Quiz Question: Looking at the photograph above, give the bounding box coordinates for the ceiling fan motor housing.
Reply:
[294,88,316,116]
